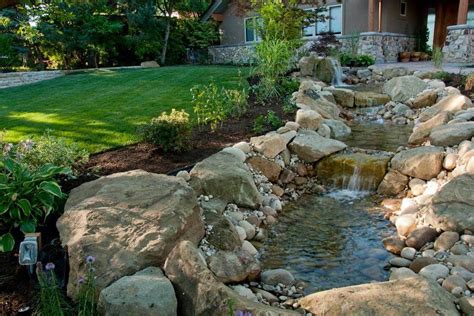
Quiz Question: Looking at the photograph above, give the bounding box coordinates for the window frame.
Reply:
[244,16,261,43]
[400,1,407,17]
[302,4,343,38]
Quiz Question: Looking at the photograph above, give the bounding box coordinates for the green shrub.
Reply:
[432,47,443,69]
[253,110,284,133]
[138,109,191,152]
[338,53,375,67]
[0,158,71,252]
[17,131,88,171]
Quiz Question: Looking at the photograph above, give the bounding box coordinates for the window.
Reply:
[400,1,407,16]
[303,5,342,37]
[245,17,261,43]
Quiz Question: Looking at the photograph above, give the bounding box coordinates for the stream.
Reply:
[260,120,413,294]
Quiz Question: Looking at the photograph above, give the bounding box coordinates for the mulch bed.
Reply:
[82,96,294,177]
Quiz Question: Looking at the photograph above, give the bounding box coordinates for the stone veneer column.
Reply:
[442,25,474,64]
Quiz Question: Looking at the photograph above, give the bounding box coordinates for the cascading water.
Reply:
[329,58,345,87]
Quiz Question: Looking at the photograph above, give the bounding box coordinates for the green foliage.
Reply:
[36,262,69,316]
[338,53,375,67]
[182,19,219,49]
[415,26,430,53]
[254,39,294,99]
[17,131,88,172]
[432,47,443,69]
[253,110,283,133]
[0,158,71,252]
[191,81,248,130]
[282,97,298,114]
[77,256,98,316]
[138,109,191,152]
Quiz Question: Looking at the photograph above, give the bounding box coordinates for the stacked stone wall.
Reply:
[443,25,474,64]
[0,70,64,89]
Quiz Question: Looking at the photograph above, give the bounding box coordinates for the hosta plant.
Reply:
[0,158,71,252]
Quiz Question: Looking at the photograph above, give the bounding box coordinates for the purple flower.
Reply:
[86,256,96,264]
[45,262,55,271]
[77,277,85,285]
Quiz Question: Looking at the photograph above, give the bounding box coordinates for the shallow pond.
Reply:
[260,192,395,293]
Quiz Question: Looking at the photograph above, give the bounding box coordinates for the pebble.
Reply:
[389,257,412,267]
[434,231,460,251]
[419,263,450,281]
[242,241,258,256]
[401,247,417,260]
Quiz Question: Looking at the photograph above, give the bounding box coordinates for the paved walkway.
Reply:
[374,62,474,74]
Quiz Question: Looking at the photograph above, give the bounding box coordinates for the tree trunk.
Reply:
[160,16,171,66]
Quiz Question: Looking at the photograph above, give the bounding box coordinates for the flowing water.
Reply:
[260,122,413,293]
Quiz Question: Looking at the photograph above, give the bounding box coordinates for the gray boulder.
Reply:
[377,170,409,196]
[190,152,262,208]
[390,146,445,180]
[207,250,261,284]
[408,111,451,145]
[325,87,355,108]
[419,94,472,122]
[288,131,347,163]
[429,122,474,147]
[323,119,352,139]
[426,174,474,232]
[383,76,429,103]
[98,267,177,316]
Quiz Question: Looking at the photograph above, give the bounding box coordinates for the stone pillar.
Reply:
[442,25,474,64]
[457,0,469,25]
[368,0,376,32]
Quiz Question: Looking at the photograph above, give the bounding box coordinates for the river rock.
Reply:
[208,250,261,284]
[261,269,295,286]
[299,277,459,315]
[246,156,282,182]
[390,267,417,280]
[232,285,258,301]
[411,90,438,109]
[323,119,351,139]
[430,122,474,146]
[383,236,405,255]
[288,131,347,163]
[296,93,341,120]
[298,55,317,77]
[419,264,450,281]
[393,103,411,116]
[233,141,251,153]
[98,267,177,316]
[409,178,426,196]
[250,133,287,159]
[389,257,412,267]
[295,109,323,130]
[390,146,445,180]
[434,231,460,251]
[452,266,474,281]
[314,58,336,84]
[451,243,469,255]
[222,147,246,163]
[164,241,296,315]
[57,170,204,298]
[207,217,242,251]
[238,220,256,240]
[442,275,467,292]
[447,255,474,272]
[443,153,458,171]
[408,111,451,145]
[409,257,438,273]
[190,152,262,208]
[461,234,474,245]
[396,214,417,237]
[405,227,438,250]
[401,247,417,260]
[419,94,472,122]
[354,91,391,107]
[383,76,429,102]
[426,174,474,232]
[325,87,355,107]
[377,170,409,196]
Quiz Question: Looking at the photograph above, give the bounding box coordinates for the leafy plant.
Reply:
[415,26,430,53]
[432,47,443,69]
[282,97,298,114]
[309,33,341,57]
[77,255,98,316]
[36,262,69,316]
[253,110,284,133]
[138,109,191,152]
[0,158,71,252]
[338,53,375,67]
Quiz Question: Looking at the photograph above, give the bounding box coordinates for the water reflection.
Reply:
[260,193,394,293]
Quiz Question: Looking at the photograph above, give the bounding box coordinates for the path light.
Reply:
[19,233,41,273]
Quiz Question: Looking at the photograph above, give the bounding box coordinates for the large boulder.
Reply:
[163,241,298,316]
[250,133,287,159]
[377,170,409,196]
[425,174,474,232]
[390,147,445,180]
[190,152,262,208]
[247,156,282,182]
[322,119,352,139]
[57,170,205,298]
[354,92,391,107]
[295,109,323,130]
[314,58,335,84]
[429,122,474,147]
[408,111,451,145]
[288,131,347,163]
[207,250,261,284]
[419,95,472,122]
[325,87,355,108]
[298,55,317,77]
[299,277,459,315]
[383,76,429,103]
[98,267,177,316]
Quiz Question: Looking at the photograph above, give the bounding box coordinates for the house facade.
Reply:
[203,0,474,64]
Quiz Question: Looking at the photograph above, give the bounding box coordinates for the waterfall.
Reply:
[329,58,344,87]
[327,166,372,201]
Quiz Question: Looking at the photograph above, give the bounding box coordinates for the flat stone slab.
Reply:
[288,131,347,163]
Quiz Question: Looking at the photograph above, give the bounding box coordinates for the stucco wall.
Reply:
[382,0,423,35]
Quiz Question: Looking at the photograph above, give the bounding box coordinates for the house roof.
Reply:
[200,0,230,22]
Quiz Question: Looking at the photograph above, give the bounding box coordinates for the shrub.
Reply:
[432,47,443,69]
[338,53,375,67]
[309,33,341,57]
[17,130,88,171]
[138,109,191,152]
[253,110,284,133]
[0,158,71,252]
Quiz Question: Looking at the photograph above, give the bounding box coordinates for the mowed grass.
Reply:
[0,65,248,153]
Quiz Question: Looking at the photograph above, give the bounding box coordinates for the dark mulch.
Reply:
[83,96,294,177]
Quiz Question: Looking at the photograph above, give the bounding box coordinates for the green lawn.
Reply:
[0,65,248,153]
